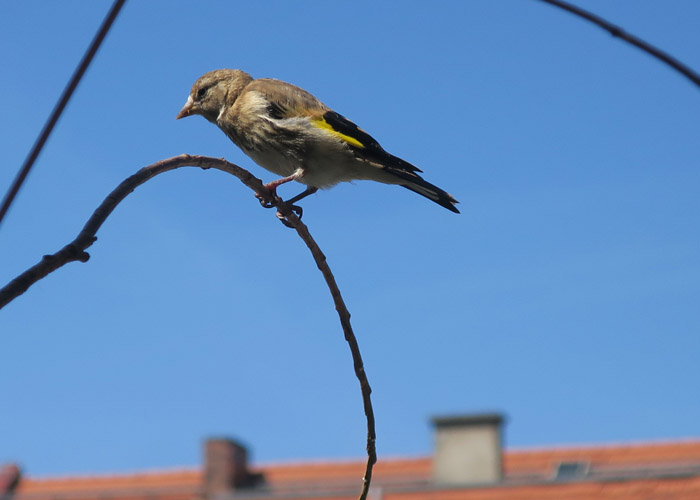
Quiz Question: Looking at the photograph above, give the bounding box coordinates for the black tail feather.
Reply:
[399,177,460,213]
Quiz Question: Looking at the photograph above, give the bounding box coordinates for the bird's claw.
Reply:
[275,204,303,228]
[255,191,276,208]
[276,211,294,228]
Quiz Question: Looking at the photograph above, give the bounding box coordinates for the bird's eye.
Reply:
[196,87,208,99]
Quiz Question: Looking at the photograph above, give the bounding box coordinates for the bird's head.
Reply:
[176,69,253,123]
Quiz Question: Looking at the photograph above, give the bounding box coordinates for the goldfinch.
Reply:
[176,69,459,213]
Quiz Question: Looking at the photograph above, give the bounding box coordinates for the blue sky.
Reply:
[1,1,698,476]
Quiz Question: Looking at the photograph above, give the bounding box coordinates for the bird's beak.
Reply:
[176,96,194,120]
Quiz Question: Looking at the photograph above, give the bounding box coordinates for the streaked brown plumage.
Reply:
[177,69,459,213]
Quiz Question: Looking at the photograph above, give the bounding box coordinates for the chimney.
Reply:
[0,464,21,500]
[203,438,256,499]
[431,413,505,485]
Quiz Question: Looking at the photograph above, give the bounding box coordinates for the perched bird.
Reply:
[176,69,459,213]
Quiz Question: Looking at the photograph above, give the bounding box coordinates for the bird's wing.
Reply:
[247,78,328,119]
[319,110,457,212]
[249,79,422,174]
[318,110,423,174]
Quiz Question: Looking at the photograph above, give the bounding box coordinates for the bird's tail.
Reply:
[397,174,460,213]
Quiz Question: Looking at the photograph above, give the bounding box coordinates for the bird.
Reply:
[176,69,459,213]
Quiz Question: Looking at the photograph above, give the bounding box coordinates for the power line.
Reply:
[0,0,127,229]
[537,0,700,89]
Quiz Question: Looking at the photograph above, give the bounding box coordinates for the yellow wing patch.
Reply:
[311,118,365,149]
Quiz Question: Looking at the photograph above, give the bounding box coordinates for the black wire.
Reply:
[538,0,700,89]
[0,0,127,229]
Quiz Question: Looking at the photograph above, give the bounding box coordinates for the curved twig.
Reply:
[537,0,700,90]
[0,154,376,500]
[278,204,377,499]
[0,155,264,308]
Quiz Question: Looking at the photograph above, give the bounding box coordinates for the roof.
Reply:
[14,439,700,500]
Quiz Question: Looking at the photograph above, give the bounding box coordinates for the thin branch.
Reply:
[277,204,377,500]
[0,0,127,228]
[0,154,375,500]
[0,155,260,308]
[537,0,700,90]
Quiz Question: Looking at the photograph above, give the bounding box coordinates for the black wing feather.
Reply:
[324,110,459,213]
[322,110,423,173]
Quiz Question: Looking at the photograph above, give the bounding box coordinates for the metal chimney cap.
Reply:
[431,413,506,428]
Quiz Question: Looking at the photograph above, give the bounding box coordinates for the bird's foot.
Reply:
[256,194,276,208]
[276,204,303,228]
[255,188,277,208]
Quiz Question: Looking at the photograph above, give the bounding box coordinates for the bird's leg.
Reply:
[277,187,318,222]
[286,186,318,205]
[254,169,312,228]
[256,169,305,208]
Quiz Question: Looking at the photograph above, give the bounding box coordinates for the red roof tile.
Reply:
[14,440,700,500]
[505,440,700,474]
